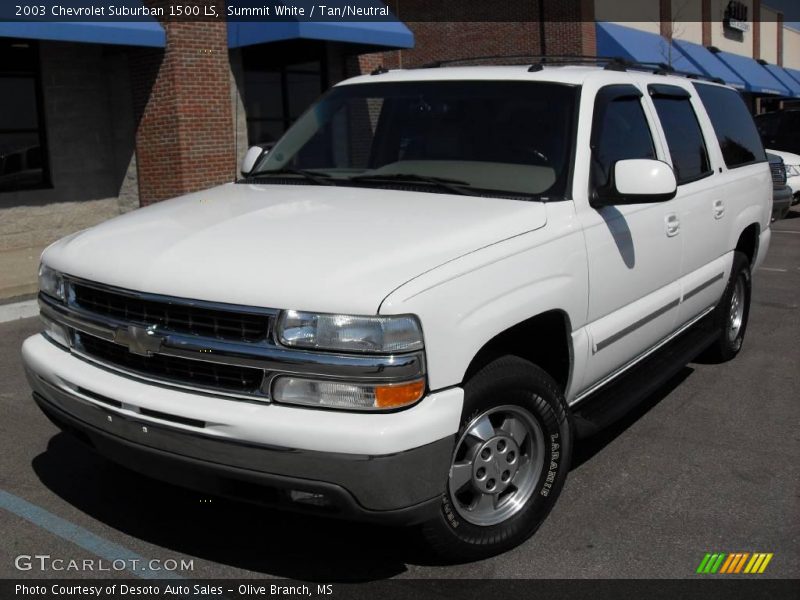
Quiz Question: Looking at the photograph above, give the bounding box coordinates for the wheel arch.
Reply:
[462,309,573,393]
[734,222,760,266]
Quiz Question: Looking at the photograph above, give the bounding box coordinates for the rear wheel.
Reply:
[421,356,572,562]
[702,251,751,362]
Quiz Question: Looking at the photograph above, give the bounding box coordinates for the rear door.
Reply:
[644,83,728,326]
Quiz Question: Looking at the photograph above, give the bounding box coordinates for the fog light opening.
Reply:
[288,490,331,507]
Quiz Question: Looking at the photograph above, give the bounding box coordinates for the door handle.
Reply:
[713,199,725,219]
[665,213,680,237]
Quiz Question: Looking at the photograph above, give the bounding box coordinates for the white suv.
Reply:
[23,62,771,561]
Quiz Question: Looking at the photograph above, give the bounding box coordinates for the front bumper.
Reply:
[23,334,463,523]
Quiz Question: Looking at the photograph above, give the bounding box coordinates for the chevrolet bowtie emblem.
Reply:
[114,324,163,356]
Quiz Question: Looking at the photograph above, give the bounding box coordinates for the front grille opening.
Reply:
[72,284,271,343]
[77,334,265,395]
[216,478,340,513]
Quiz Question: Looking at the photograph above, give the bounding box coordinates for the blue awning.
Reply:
[0,21,165,47]
[711,50,790,95]
[782,67,800,87]
[761,64,800,97]
[672,39,746,89]
[596,22,702,75]
[229,19,413,49]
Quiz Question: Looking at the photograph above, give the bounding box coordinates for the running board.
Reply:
[571,323,719,438]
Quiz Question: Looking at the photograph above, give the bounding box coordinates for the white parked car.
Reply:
[23,62,772,561]
[766,148,800,204]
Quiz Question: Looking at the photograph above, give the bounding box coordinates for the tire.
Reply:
[421,356,572,562]
[702,251,752,363]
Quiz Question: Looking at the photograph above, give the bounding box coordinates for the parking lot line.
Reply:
[0,489,184,580]
[0,300,38,324]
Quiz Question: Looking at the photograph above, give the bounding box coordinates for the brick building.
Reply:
[1,0,799,298]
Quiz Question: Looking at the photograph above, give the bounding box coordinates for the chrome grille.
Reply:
[770,160,787,186]
[77,333,264,395]
[40,276,424,402]
[72,283,271,343]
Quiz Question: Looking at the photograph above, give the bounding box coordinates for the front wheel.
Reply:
[421,356,572,562]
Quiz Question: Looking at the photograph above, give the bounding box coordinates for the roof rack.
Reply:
[412,54,726,85]
[416,54,623,70]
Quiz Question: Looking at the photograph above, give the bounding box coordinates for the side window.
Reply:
[693,83,766,168]
[649,85,711,185]
[591,86,656,192]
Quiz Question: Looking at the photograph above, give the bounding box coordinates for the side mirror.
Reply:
[593,159,677,207]
[240,144,272,177]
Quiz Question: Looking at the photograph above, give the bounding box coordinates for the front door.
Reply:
[577,84,683,392]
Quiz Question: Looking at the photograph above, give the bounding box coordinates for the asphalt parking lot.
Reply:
[0,208,798,582]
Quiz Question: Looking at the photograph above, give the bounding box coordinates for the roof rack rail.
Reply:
[416,54,627,70]
[413,54,727,86]
[619,60,726,84]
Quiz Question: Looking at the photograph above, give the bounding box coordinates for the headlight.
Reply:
[276,311,424,353]
[786,164,800,178]
[38,263,65,301]
[272,376,425,410]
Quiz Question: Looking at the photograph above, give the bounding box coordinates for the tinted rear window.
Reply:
[693,83,766,168]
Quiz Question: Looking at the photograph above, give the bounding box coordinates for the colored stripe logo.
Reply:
[697,552,773,574]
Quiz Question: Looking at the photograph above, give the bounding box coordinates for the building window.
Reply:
[0,39,49,193]
[242,41,328,146]
[244,60,324,145]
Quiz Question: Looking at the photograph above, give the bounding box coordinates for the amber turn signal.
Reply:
[375,380,426,408]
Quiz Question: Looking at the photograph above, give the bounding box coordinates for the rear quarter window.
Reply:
[693,83,766,168]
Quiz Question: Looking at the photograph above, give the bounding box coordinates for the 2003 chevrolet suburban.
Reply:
[23,60,772,560]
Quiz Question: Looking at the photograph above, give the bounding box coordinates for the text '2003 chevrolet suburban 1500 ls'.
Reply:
[23,60,772,561]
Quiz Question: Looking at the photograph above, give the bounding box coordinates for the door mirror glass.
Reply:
[594,159,677,206]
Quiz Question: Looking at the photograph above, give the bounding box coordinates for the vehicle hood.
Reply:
[44,183,548,314]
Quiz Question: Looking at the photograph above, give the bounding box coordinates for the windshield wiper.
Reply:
[346,173,478,196]
[244,168,336,186]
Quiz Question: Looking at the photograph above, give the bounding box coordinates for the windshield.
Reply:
[251,80,578,199]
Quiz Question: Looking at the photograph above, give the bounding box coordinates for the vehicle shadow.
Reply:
[596,205,636,269]
[570,366,694,470]
[31,436,418,582]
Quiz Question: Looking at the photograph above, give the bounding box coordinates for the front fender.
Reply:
[380,203,589,391]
